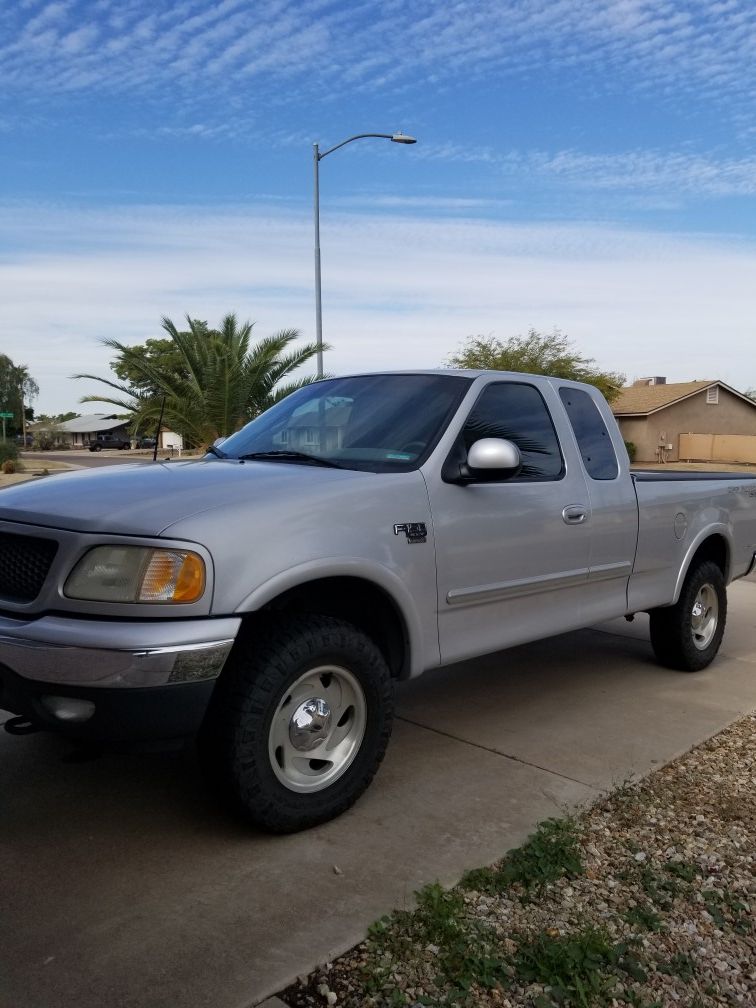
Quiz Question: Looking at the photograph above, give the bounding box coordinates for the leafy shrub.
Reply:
[2,459,16,474]
[624,440,637,462]
[0,439,19,465]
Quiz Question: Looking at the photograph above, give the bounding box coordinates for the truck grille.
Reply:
[0,532,58,602]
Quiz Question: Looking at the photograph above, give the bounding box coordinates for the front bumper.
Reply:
[0,613,240,740]
[0,667,218,741]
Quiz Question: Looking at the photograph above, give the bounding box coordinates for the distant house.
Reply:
[277,402,352,453]
[31,413,131,448]
[612,377,756,463]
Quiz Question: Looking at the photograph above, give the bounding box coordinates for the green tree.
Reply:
[36,411,80,425]
[0,354,40,433]
[74,313,322,447]
[111,338,189,398]
[447,329,625,403]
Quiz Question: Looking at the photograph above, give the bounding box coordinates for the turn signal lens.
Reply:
[65,546,206,604]
[140,551,205,603]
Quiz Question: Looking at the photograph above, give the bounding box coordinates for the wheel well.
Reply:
[687,535,728,581]
[239,577,410,678]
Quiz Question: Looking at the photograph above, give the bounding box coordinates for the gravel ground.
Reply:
[281,713,755,1008]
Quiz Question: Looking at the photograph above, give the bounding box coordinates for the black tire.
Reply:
[199,614,394,832]
[649,560,726,672]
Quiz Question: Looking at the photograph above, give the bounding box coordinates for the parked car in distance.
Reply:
[136,436,157,449]
[87,433,131,451]
[14,434,34,447]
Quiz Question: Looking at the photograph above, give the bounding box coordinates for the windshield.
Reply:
[215,373,472,472]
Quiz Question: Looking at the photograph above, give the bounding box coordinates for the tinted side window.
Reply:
[462,382,564,481]
[559,387,619,480]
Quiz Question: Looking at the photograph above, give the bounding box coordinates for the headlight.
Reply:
[65,546,206,604]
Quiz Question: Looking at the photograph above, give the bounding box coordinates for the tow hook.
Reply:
[3,716,42,736]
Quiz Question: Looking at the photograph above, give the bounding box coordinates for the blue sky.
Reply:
[2,0,756,413]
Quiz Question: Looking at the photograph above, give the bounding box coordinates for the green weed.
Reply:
[701,889,751,935]
[364,882,511,1004]
[628,866,683,909]
[664,860,698,883]
[512,925,654,1008]
[622,904,664,933]
[462,817,583,896]
[656,951,697,982]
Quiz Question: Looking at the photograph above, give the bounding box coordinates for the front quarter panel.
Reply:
[162,470,439,676]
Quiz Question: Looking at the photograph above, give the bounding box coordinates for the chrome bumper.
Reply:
[0,614,241,688]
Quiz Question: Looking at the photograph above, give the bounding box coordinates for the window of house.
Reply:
[706,386,719,404]
[460,382,564,481]
[559,387,619,480]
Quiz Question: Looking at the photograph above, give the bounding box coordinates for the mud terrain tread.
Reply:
[649,560,727,672]
[199,613,394,833]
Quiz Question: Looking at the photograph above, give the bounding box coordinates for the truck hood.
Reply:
[0,458,379,537]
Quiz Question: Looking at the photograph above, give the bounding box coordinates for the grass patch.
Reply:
[462,817,583,896]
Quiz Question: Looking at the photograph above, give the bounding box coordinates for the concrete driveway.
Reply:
[2,579,755,1008]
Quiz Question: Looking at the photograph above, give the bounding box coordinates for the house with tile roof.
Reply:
[611,377,756,463]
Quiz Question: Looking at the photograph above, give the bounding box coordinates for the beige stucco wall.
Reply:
[615,388,756,462]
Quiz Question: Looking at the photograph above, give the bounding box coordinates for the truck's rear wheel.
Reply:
[649,560,726,672]
[199,614,394,832]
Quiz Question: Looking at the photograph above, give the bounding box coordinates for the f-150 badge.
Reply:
[393,522,427,544]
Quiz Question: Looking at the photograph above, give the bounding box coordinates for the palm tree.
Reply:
[74,314,323,447]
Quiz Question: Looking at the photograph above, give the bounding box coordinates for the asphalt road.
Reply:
[1,579,755,1008]
[22,449,163,469]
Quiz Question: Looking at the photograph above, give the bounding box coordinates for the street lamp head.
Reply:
[391,132,417,144]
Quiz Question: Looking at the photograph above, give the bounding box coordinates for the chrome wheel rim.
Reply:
[268,665,366,793]
[691,584,718,650]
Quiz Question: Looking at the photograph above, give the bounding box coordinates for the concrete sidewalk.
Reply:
[1,580,755,1008]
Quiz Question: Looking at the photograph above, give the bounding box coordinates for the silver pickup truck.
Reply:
[2,371,756,831]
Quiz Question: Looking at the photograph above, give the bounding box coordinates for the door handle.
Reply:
[562,505,588,525]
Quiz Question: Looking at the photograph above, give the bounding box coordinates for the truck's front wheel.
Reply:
[199,614,394,832]
[649,560,726,672]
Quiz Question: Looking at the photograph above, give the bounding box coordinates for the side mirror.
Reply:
[467,438,521,472]
[442,437,521,484]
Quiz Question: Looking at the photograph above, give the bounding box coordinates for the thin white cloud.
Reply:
[505,148,756,198]
[2,1,756,123]
[1,199,754,413]
[339,195,513,211]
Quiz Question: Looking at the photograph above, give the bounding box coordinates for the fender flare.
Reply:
[235,556,427,678]
[672,525,730,603]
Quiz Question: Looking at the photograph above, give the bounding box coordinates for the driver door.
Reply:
[430,380,592,665]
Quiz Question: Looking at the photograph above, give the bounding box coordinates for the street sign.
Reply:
[0,412,13,418]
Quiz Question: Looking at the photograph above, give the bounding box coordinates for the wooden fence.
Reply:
[679,433,756,464]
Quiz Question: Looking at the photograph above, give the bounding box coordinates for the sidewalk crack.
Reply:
[395,715,600,791]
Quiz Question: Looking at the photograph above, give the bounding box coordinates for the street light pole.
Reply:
[313,131,417,379]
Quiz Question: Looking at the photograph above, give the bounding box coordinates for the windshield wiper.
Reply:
[205,444,227,459]
[237,450,344,469]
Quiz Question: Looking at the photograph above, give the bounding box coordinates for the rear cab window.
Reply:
[558,386,619,480]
